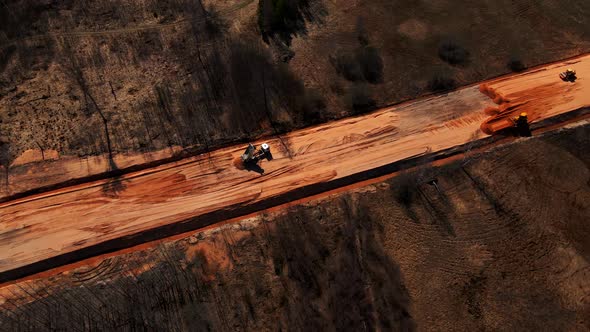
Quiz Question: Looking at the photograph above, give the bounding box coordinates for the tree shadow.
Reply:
[258,0,327,46]
[0,137,9,183]
[226,38,326,135]
[391,170,457,237]
[0,244,215,331]
[0,0,56,87]
[330,19,384,85]
[101,157,127,198]
[0,45,16,75]
[334,196,415,330]
[392,171,420,223]
[267,196,416,330]
[438,38,471,67]
[420,178,456,237]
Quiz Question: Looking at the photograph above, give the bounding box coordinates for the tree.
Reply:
[257,0,314,44]
[438,39,470,66]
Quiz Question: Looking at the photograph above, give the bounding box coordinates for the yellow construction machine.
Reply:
[559,68,577,82]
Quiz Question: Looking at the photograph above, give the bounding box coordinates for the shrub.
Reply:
[507,57,526,72]
[257,0,311,44]
[355,46,383,83]
[227,39,325,132]
[427,73,456,92]
[331,53,363,82]
[204,7,228,37]
[394,174,416,206]
[438,40,469,65]
[347,84,376,113]
[0,137,11,169]
[0,45,16,74]
[298,89,326,124]
[356,17,369,46]
[332,46,384,84]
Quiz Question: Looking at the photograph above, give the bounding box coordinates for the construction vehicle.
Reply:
[241,143,271,164]
[559,68,577,82]
[514,112,531,137]
[481,111,531,136]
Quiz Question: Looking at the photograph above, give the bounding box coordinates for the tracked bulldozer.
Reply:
[559,68,577,82]
[241,143,271,164]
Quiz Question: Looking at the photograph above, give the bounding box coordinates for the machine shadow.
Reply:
[244,162,264,174]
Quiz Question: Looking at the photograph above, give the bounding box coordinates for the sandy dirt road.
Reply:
[1,54,589,281]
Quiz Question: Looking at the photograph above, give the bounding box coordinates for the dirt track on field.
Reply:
[1,54,589,282]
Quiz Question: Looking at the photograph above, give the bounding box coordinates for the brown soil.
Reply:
[397,19,429,41]
[1,123,588,331]
[232,156,246,170]
[11,149,59,166]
